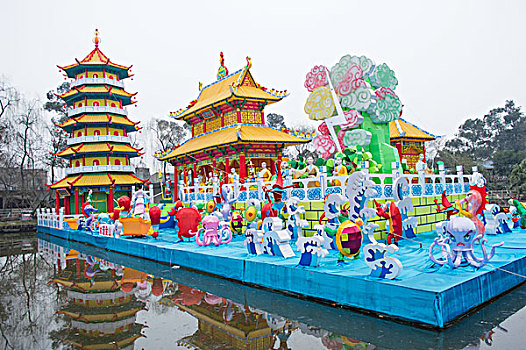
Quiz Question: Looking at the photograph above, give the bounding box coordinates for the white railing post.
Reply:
[234,178,240,198]
[46,208,51,228]
[212,175,218,196]
[193,178,198,200]
[439,163,446,185]
[59,207,64,230]
[391,162,401,181]
[286,174,293,199]
[149,183,154,203]
[417,170,425,189]
[456,165,464,190]
[319,167,327,197]
[257,177,263,201]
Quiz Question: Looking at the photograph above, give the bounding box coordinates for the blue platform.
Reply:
[37,225,526,328]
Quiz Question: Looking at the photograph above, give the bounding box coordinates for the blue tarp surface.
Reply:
[37,225,526,327]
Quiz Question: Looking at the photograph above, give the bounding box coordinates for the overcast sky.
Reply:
[2,0,525,137]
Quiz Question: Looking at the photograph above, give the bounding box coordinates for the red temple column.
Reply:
[239,152,247,180]
[183,164,187,189]
[74,188,79,215]
[395,142,403,162]
[173,167,179,201]
[236,108,241,123]
[225,155,230,175]
[56,191,60,214]
[108,186,114,212]
[193,162,197,185]
[270,158,275,176]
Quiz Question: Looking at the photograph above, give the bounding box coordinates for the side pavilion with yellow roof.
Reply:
[157,53,309,194]
[389,118,435,172]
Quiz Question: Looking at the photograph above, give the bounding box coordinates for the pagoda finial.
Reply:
[217,52,229,80]
[93,28,101,48]
[246,56,252,69]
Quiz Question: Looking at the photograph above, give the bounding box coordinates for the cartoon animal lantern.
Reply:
[230,211,243,235]
[149,206,161,239]
[80,202,98,232]
[320,193,346,249]
[345,171,378,238]
[374,200,403,245]
[132,184,149,218]
[175,207,201,241]
[455,181,488,239]
[508,199,526,229]
[393,177,418,239]
[362,220,402,279]
[296,231,329,267]
[261,217,295,258]
[244,198,261,231]
[195,215,232,246]
[335,219,364,262]
[217,184,237,222]
[285,196,308,240]
[429,216,503,268]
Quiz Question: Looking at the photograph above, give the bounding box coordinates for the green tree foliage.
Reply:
[43,82,71,183]
[266,113,287,130]
[509,159,526,196]
[440,100,526,175]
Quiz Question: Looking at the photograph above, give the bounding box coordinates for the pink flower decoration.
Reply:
[335,65,368,96]
[304,65,328,92]
[375,86,398,100]
[317,122,330,136]
[313,134,336,158]
[341,110,363,130]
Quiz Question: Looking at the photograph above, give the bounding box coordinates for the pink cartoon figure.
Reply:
[195,215,232,246]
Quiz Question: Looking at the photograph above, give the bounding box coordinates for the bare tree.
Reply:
[43,83,70,183]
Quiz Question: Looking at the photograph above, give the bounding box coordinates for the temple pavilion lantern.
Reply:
[158,53,309,191]
[389,118,435,173]
[48,29,145,214]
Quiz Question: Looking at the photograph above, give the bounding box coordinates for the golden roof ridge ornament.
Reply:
[217,52,229,80]
[93,28,101,48]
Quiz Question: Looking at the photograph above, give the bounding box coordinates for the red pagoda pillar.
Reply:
[239,152,247,180]
[225,155,230,175]
[108,186,114,212]
[173,167,179,201]
[74,189,79,215]
[56,191,60,214]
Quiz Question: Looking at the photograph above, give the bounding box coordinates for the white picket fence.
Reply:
[37,208,82,230]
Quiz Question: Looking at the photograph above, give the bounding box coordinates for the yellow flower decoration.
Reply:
[304,86,335,120]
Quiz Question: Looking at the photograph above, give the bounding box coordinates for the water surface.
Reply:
[0,233,525,350]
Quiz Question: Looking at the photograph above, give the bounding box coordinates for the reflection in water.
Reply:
[40,240,145,349]
[1,234,525,349]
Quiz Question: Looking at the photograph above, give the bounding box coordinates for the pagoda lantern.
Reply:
[48,29,145,215]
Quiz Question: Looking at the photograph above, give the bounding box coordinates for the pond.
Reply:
[0,233,525,350]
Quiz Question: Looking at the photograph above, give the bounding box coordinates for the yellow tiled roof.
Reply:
[389,118,435,141]
[56,143,141,157]
[49,173,144,189]
[174,68,285,120]
[159,124,309,161]
[58,114,138,128]
[58,86,136,99]
[58,47,131,71]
